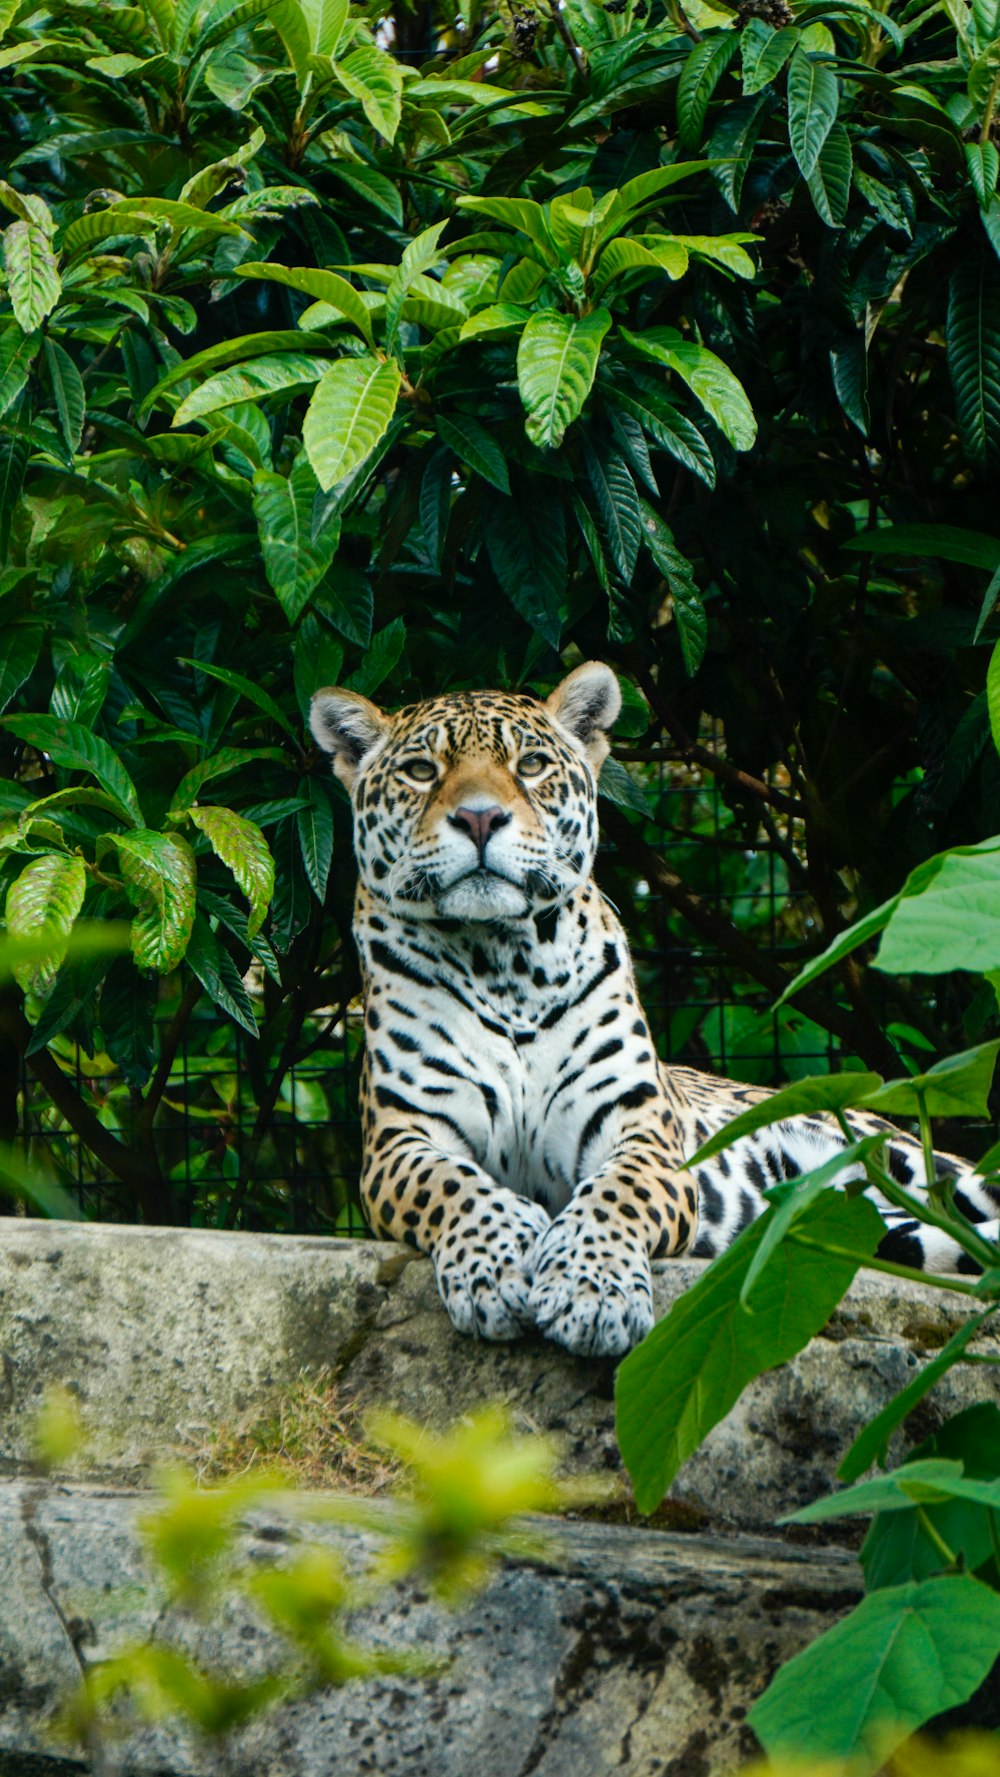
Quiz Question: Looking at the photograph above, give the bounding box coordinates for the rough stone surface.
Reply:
[0,1220,997,1532]
[0,1480,863,1777]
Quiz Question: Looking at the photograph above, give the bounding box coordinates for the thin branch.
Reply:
[627,657,804,818]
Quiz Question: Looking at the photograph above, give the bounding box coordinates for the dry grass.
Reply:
[184,1369,403,1494]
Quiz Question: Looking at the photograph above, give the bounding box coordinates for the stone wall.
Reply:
[0,1218,996,1774]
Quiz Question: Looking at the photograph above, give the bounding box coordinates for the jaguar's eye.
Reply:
[518,752,550,777]
[399,756,437,783]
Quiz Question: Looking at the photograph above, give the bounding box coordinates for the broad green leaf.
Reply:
[184,914,258,1038]
[485,495,566,647]
[598,161,714,239]
[173,353,334,426]
[638,500,706,673]
[333,45,404,141]
[710,91,772,212]
[186,806,274,940]
[1,715,142,825]
[383,219,449,352]
[43,338,85,455]
[252,458,341,623]
[104,196,247,237]
[584,438,640,584]
[677,35,742,148]
[862,1407,1000,1590]
[615,1192,884,1512]
[966,140,999,206]
[436,412,509,493]
[0,618,43,713]
[176,659,300,744]
[516,309,610,448]
[170,749,286,815]
[687,1070,883,1164]
[863,1039,1000,1117]
[785,1457,1000,1524]
[620,326,757,451]
[805,119,852,226]
[876,846,1000,974]
[458,303,531,340]
[0,327,39,418]
[3,220,60,332]
[597,756,652,815]
[948,253,1000,467]
[110,830,197,973]
[741,1138,887,1308]
[839,1311,998,1483]
[666,232,757,278]
[457,195,558,262]
[604,383,716,487]
[787,47,839,180]
[748,1574,1000,1773]
[0,1141,85,1221]
[297,777,335,899]
[324,159,403,224]
[293,615,344,720]
[302,355,401,492]
[989,634,1000,754]
[344,617,406,696]
[6,854,87,994]
[236,262,374,346]
[99,955,157,1087]
[742,20,798,94]
[841,523,1000,568]
[142,332,325,412]
[592,237,688,295]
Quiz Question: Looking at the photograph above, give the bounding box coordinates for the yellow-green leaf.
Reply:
[5,854,86,994]
[302,354,401,491]
[110,830,197,973]
[516,309,610,449]
[186,806,274,939]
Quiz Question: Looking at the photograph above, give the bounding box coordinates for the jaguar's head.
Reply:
[310,663,621,923]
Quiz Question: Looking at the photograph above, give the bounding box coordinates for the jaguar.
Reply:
[310,661,1000,1358]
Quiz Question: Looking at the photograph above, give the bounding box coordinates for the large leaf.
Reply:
[615,1192,884,1512]
[1,715,142,825]
[638,501,706,673]
[142,332,326,412]
[806,119,852,227]
[604,383,716,487]
[333,45,404,141]
[742,21,798,95]
[948,252,1000,467]
[620,326,757,451]
[787,47,839,180]
[169,748,286,815]
[485,496,566,647]
[677,34,742,148]
[236,262,374,346]
[297,777,335,900]
[3,220,60,332]
[184,914,258,1038]
[0,619,43,714]
[186,806,274,939]
[516,309,610,449]
[173,353,334,426]
[864,1039,1000,1117]
[584,437,640,584]
[302,355,401,491]
[435,413,509,493]
[176,658,300,743]
[5,854,87,994]
[687,1070,883,1164]
[842,523,1000,568]
[252,457,341,624]
[43,338,85,455]
[748,1575,1000,1773]
[110,830,197,973]
[876,846,1000,973]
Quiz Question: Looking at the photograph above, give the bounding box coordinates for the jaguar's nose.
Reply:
[449,804,512,855]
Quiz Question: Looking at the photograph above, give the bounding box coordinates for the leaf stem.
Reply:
[916,1505,958,1568]
[788,1233,985,1297]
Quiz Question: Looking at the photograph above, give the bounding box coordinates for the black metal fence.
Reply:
[17,741,842,1234]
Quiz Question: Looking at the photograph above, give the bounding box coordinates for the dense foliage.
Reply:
[5,0,1000,1218]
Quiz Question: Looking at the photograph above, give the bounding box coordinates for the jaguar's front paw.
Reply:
[433,1194,551,1341]
[527,1205,654,1358]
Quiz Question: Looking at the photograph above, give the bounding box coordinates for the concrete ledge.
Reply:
[0,1479,862,1777]
[1,1220,998,1531]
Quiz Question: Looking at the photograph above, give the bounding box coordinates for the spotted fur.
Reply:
[311,663,1000,1358]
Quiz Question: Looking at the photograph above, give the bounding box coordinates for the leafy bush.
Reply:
[5,0,1000,1213]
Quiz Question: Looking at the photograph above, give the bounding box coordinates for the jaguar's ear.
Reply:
[310,688,391,789]
[545,662,622,768]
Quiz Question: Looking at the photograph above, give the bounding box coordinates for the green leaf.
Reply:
[293,616,344,720]
[741,1138,887,1308]
[742,20,798,95]
[485,496,566,647]
[839,1312,998,1483]
[383,220,449,353]
[333,45,404,142]
[966,139,1000,206]
[597,756,652,815]
[184,914,258,1038]
[687,1070,883,1164]
[805,119,852,226]
[862,1407,1000,1589]
[785,1457,1000,1524]
[302,355,401,492]
[170,748,286,815]
[948,253,1000,467]
[615,1192,884,1513]
[5,854,87,994]
[176,659,300,744]
[458,303,532,341]
[863,1039,1000,1118]
[787,47,839,180]
[236,262,374,346]
[584,438,640,584]
[620,327,757,451]
[0,619,43,714]
[325,159,403,225]
[667,232,757,279]
[637,500,706,674]
[841,523,1000,569]
[42,339,85,455]
[142,332,326,412]
[1,715,142,825]
[297,777,335,900]
[252,458,341,624]
[110,830,197,973]
[344,617,406,696]
[456,195,558,263]
[173,353,334,427]
[435,412,509,493]
[3,220,60,332]
[98,196,247,238]
[875,846,1000,974]
[0,327,39,418]
[748,1574,1000,1773]
[599,162,714,238]
[677,35,742,148]
[593,237,689,295]
[603,383,716,487]
[99,956,157,1087]
[186,806,274,940]
[516,309,610,449]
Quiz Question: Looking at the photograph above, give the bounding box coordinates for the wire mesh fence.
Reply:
[17,736,847,1235]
